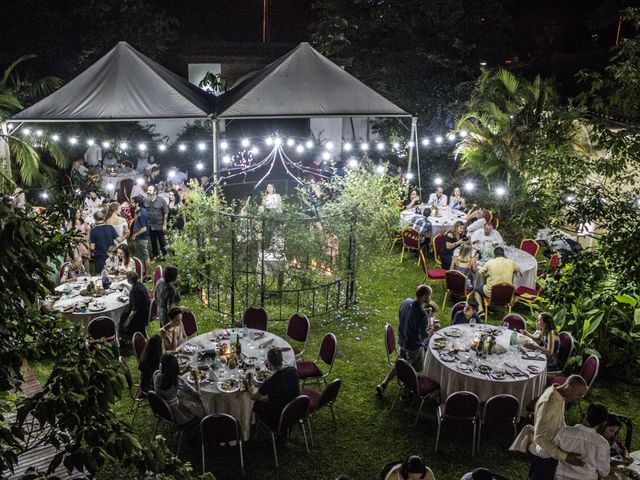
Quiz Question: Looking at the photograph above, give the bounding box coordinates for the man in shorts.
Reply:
[130,196,151,281]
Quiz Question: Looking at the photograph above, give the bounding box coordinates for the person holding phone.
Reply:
[441,221,467,270]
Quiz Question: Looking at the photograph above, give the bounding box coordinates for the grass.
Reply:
[33,250,640,480]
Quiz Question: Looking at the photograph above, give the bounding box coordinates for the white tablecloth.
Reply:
[101,170,139,198]
[423,324,547,417]
[400,205,467,238]
[473,244,537,290]
[53,276,129,330]
[185,328,296,440]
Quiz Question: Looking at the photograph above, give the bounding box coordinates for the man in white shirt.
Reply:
[135,152,149,173]
[554,403,610,480]
[470,221,504,244]
[427,187,448,207]
[83,144,102,167]
[130,179,148,200]
[466,208,487,233]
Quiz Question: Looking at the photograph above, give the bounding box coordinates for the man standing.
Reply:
[130,197,151,281]
[528,375,589,480]
[144,185,168,260]
[474,246,519,314]
[553,403,610,480]
[89,210,118,273]
[427,186,448,207]
[376,285,439,395]
[135,152,149,173]
[84,143,102,168]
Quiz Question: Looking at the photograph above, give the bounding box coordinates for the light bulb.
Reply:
[168,170,176,179]
[241,138,249,147]
[41,191,48,199]
[220,141,229,150]
[69,137,78,145]
[408,141,415,147]
[251,147,259,155]
[322,151,331,161]
[138,143,146,151]
[459,130,468,138]
[158,144,167,151]
[22,128,31,135]
[392,142,400,149]
[495,187,506,196]
[36,130,43,137]
[198,142,206,151]
[305,140,314,149]
[348,158,359,168]
[326,141,334,151]
[435,136,443,144]
[178,144,186,151]
[196,162,204,170]
[376,165,385,174]
[296,144,304,153]
[265,137,274,146]
[222,155,231,164]
[274,137,282,146]
[422,138,430,146]
[136,177,144,185]
[120,142,128,150]
[376,142,385,150]
[434,177,442,185]
[51,134,60,142]
[360,143,369,151]
[464,181,474,192]
[406,172,414,180]
[102,141,110,149]
[286,138,295,146]
[343,142,352,151]
[106,183,115,191]
[447,133,456,141]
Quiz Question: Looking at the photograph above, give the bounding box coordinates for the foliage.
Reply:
[198,72,227,94]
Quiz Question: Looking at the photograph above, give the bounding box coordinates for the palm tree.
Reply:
[0,55,67,192]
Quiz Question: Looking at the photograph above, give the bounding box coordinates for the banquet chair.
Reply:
[200,413,244,476]
[477,394,519,450]
[432,233,446,267]
[153,266,163,287]
[385,216,403,254]
[384,323,397,366]
[391,359,440,426]
[182,311,199,338]
[380,461,403,480]
[419,250,445,284]
[400,228,425,266]
[435,391,480,456]
[537,252,561,277]
[121,160,134,169]
[286,313,311,359]
[450,301,466,325]
[256,395,311,467]
[148,298,158,324]
[132,331,147,361]
[132,257,143,278]
[610,413,633,451]
[297,332,337,387]
[514,284,541,314]
[301,378,342,446]
[147,391,196,456]
[87,316,119,355]
[242,306,268,331]
[59,261,71,284]
[547,332,574,375]
[547,354,600,388]
[520,239,540,258]
[483,211,493,224]
[120,178,134,202]
[442,270,472,309]
[501,313,526,331]
[483,283,515,323]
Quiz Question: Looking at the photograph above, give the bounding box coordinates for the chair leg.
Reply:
[153,418,159,437]
[177,430,184,456]
[131,401,140,426]
[391,386,402,411]
[239,440,245,476]
[477,420,482,452]
[301,420,310,453]
[434,418,442,453]
[271,432,279,468]
[472,420,476,457]
[306,417,314,447]
[442,291,448,310]
[202,443,206,474]
[414,398,426,426]
[329,404,337,427]
[400,246,405,263]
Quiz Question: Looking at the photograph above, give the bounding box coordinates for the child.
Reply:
[104,245,119,274]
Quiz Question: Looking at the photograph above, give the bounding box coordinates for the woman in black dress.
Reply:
[440,221,467,270]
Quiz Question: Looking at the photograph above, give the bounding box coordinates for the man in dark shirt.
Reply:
[130,196,151,281]
[245,347,300,431]
[89,210,118,273]
[144,185,168,260]
[452,301,481,326]
[376,285,439,396]
[119,271,151,341]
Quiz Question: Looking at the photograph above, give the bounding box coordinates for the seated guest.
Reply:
[553,403,610,480]
[84,191,104,211]
[427,186,448,208]
[153,353,205,424]
[119,271,150,341]
[473,247,519,314]
[104,245,120,274]
[244,347,299,431]
[130,180,147,200]
[460,468,506,480]
[155,266,181,327]
[103,151,118,167]
[115,244,136,275]
[147,166,162,186]
[452,241,478,289]
[465,208,487,233]
[449,187,466,211]
[159,307,187,352]
[470,221,503,245]
[384,455,435,480]
[452,301,481,325]
[521,312,559,369]
[60,255,88,284]
[440,221,467,270]
[404,189,421,209]
[71,159,88,184]
[138,334,162,393]
[597,415,634,467]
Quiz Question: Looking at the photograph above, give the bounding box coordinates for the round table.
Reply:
[182,328,296,440]
[423,324,547,417]
[52,276,130,331]
[100,170,139,198]
[400,205,467,240]
[474,243,538,290]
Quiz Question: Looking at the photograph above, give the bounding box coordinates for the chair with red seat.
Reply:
[483,283,515,323]
[242,306,268,331]
[477,394,519,450]
[400,228,425,265]
[132,257,143,278]
[450,301,467,325]
[483,211,493,224]
[548,332,574,375]
[297,332,337,387]
[514,284,541,313]
[547,354,600,388]
[419,247,446,284]
[537,252,561,277]
[200,413,244,476]
[147,391,195,455]
[301,378,342,446]
[182,310,199,338]
[520,239,540,258]
[391,358,440,426]
[132,331,147,361]
[442,270,472,309]
[87,316,117,344]
[148,298,158,324]
[502,313,526,331]
[286,313,310,359]
[257,395,311,467]
[435,391,480,456]
[384,323,396,366]
[153,265,163,286]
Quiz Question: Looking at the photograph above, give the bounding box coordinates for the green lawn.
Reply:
[37,251,640,480]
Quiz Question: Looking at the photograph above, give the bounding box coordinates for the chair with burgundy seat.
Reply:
[483,211,493,223]
[286,313,310,359]
[384,323,397,366]
[400,228,426,265]
[435,391,480,456]
[501,313,526,332]
[450,301,467,325]
[132,257,143,278]
[419,252,445,286]
[514,284,541,313]
[391,358,440,426]
[59,261,71,283]
[520,239,540,258]
[477,394,519,450]
[148,298,158,324]
[301,378,342,446]
[132,331,147,361]
[200,413,244,476]
[153,265,163,286]
[547,354,600,388]
[182,310,199,338]
[297,332,337,387]
[242,306,268,331]
[87,316,118,344]
[483,283,515,323]
[257,394,311,467]
[548,332,574,375]
[442,270,472,309]
[147,391,195,455]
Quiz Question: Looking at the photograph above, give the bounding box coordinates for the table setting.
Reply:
[424,324,547,417]
[400,204,467,239]
[177,327,296,440]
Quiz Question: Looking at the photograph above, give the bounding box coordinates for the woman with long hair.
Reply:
[440,221,467,270]
[106,201,129,244]
[451,240,478,288]
[153,353,205,424]
[115,244,136,275]
[138,334,162,393]
[167,189,184,230]
[69,208,91,270]
[521,312,559,369]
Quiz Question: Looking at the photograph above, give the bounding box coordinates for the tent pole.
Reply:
[211,118,219,178]
[407,116,417,177]
[414,120,422,194]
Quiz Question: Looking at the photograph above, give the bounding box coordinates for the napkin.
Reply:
[260,338,275,348]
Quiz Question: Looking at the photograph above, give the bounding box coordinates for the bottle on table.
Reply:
[236,332,242,356]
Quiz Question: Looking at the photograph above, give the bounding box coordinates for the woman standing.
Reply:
[521,312,560,369]
[440,221,467,270]
[167,189,185,230]
[106,202,129,245]
[262,183,283,211]
[69,208,91,271]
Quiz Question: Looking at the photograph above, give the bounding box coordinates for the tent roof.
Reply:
[215,43,409,119]
[13,42,215,122]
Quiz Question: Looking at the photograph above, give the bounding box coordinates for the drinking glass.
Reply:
[469,317,476,328]
[502,321,509,330]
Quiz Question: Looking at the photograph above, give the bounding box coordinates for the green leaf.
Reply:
[614,294,638,307]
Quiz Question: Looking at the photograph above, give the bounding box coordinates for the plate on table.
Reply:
[186,370,207,384]
[88,302,106,311]
[477,364,492,374]
[439,352,456,362]
[253,370,272,385]
[242,356,258,367]
[444,328,462,338]
[432,340,447,350]
[490,370,506,380]
[457,362,474,373]
[117,295,128,303]
[527,365,542,374]
[181,343,199,354]
[218,379,240,393]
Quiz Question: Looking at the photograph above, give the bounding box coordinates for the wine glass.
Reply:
[502,321,510,330]
[469,316,476,328]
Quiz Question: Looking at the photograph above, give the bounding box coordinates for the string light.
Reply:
[566,195,574,203]
[305,140,314,149]
[376,164,385,174]
[422,138,430,146]
[51,134,60,142]
[286,138,295,147]
[405,172,414,180]
[393,142,400,149]
[408,141,415,147]
[464,181,475,192]
[220,141,229,150]
[7,123,13,130]
[360,143,369,151]
[348,158,359,168]
[251,146,259,155]
[102,141,110,149]
[138,143,146,151]
[434,177,443,185]
[447,133,456,141]
[136,177,145,185]
[435,136,443,144]
[198,142,206,151]
[322,151,331,161]
[69,137,78,145]
[178,144,186,151]
[241,138,249,147]
[344,142,353,151]
[274,137,283,147]
[296,144,304,153]
[106,183,115,191]
[376,142,385,150]
[120,142,128,150]
[22,128,31,135]
[168,170,176,179]
[196,162,204,170]
[40,191,48,199]
[459,130,468,138]
[86,139,94,146]
[495,186,506,196]
[265,137,274,146]
[35,130,43,137]
[222,155,231,164]
[326,141,334,151]
[158,144,166,151]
